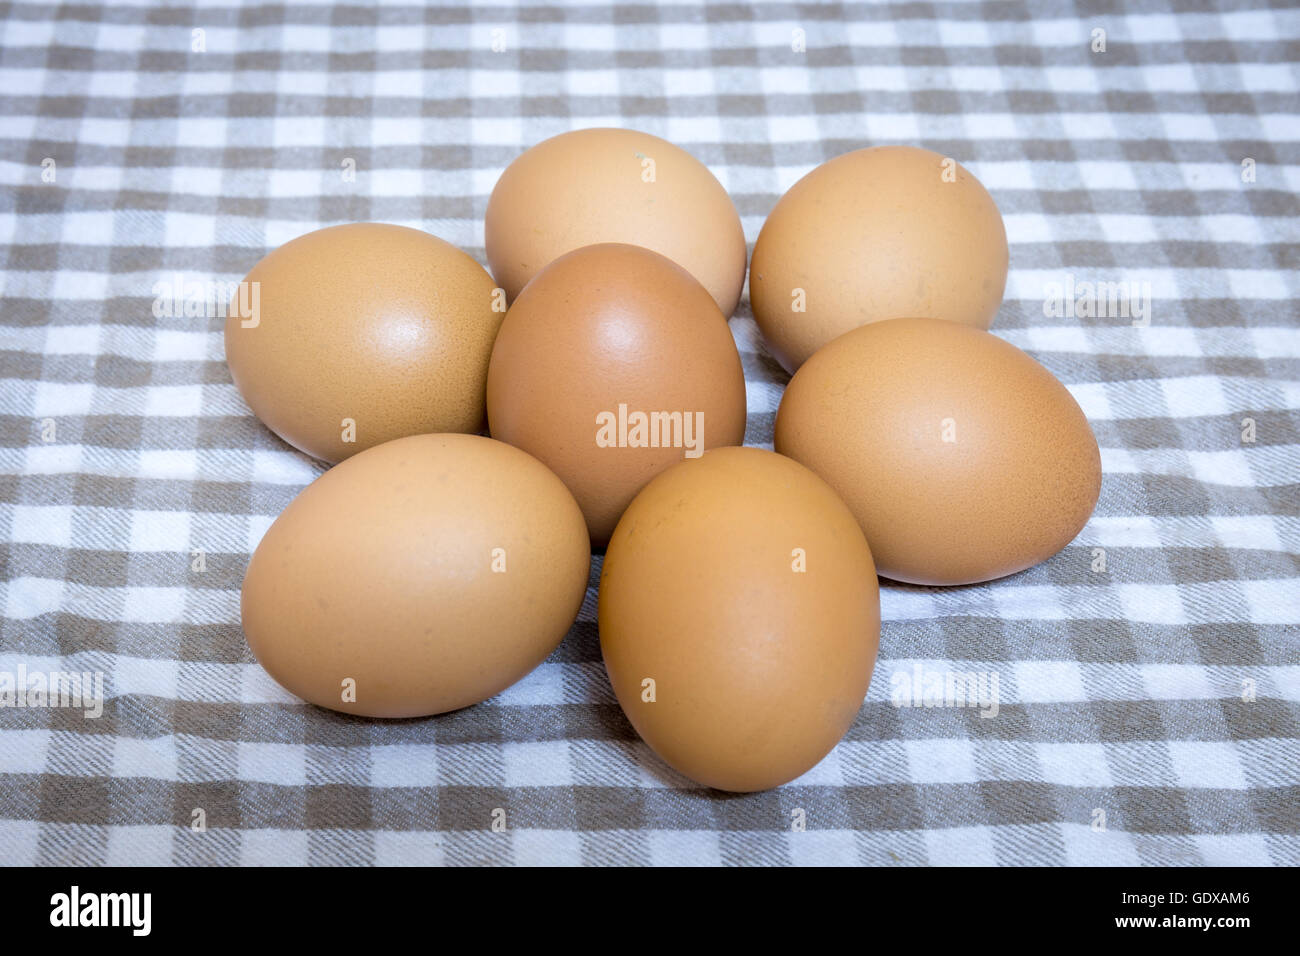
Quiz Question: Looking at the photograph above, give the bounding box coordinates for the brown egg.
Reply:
[240,433,590,718]
[485,128,747,316]
[486,243,747,547]
[775,318,1101,585]
[224,223,502,463]
[750,145,1009,372]
[599,447,881,793]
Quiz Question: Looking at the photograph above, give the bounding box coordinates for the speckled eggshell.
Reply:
[775,317,1101,586]
[750,145,1009,373]
[599,447,881,793]
[224,223,502,464]
[485,128,748,317]
[240,433,591,718]
[486,242,747,547]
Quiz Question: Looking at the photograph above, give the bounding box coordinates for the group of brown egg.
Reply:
[227,128,1101,793]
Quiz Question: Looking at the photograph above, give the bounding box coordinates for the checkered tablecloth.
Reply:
[1,0,1297,867]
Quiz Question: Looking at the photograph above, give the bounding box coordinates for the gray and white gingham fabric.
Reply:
[1,0,1297,867]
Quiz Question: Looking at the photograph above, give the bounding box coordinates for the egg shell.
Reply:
[486,242,747,547]
[775,317,1101,586]
[599,446,881,793]
[240,433,591,718]
[485,128,748,317]
[750,145,1009,373]
[224,223,501,463]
